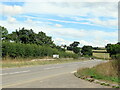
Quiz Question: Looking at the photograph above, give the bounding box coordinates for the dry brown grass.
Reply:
[92,60,118,77]
[93,53,110,59]
[92,50,107,52]
[1,57,83,68]
[76,60,119,84]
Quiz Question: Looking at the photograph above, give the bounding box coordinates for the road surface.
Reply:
[1,59,109,88]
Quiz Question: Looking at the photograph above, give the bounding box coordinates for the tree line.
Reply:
[2,42,78,59]
[67,41,93,56]
[1,26,96,59]
[1,26,55,47]
[2,25,119,60]
[1,26,79,59]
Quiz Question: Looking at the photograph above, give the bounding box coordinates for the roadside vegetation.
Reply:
[2,58,84,68]
[1,26,98,69]
[1,26,79,60]
[106,43,120,60]
[2,42,78,59]
[75,43,120,88]
[1,26,94,61]
[76,60,119,83]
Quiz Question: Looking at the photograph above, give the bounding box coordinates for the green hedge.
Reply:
[111,54,120,60]
[2,42,78,59]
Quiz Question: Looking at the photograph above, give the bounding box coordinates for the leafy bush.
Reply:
[81,46,93,56]
[106,44,120,57]
[2,42,78,59]
[111,54,120,60]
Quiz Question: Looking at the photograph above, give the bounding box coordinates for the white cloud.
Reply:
[54,38,117,47]
[54,38,72,45]
[0,19,117,39]
[86,18,117,27]
[0,1,118,47]
[0,2,118,28]
[21,15,117,27]
[79,39,117,47]
[47,18,92,25]
[80,40,90,46]
[0,1,118,19]
[71,17,118,27]
[22,2,117,18]
[2,5,23,16]
[46,28,87,39]
[0,19,117,47]
[19,2,118,28]
[1,0,119,2]
[46,27,117,40]
[55,24,62,27]
[7,16,16,23]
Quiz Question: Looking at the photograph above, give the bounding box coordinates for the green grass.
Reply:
[1,59,84,68]
[77,68,119,83]
[76,60,119,84]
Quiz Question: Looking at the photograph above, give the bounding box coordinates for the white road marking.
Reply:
[0,73,8,75]
[44,66,64,70]
[0,70,30,76]
[71,71,77,73]
[40,81,43,83]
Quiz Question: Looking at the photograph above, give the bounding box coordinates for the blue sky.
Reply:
[0,1,118,47]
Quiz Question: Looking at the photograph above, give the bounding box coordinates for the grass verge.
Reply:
[1,58,84,68]
[76,60,120,84]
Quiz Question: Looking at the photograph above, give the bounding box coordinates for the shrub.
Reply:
[111,54,120,60]
[81,46,93,56]
[2,42,78,59]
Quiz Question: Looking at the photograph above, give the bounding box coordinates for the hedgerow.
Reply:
[2,42,78,59]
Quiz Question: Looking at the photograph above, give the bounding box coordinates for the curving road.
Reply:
[2,59,109,88]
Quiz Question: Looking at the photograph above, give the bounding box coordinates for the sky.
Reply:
[0,0,119,47]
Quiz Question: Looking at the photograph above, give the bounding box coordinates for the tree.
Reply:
[36,31,54,46]
[93,47,98,50]
[55,45,65,52]
[18,28,35,44]
[2,27,55,47]
[105,44,112,55]
[0,26,8,40]
[117,42,120,45]
[67,41,80,54]
[1,26,68,52]
[70,41,80,48]
[73,47,80,54]
[81,46,93,56]
[106,43,120,56]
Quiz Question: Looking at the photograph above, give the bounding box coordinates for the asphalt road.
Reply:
[1,59,109,88]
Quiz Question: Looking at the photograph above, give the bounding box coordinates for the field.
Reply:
[93,53,110,59]
[92,50,107,52]
[92,50,110,59]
